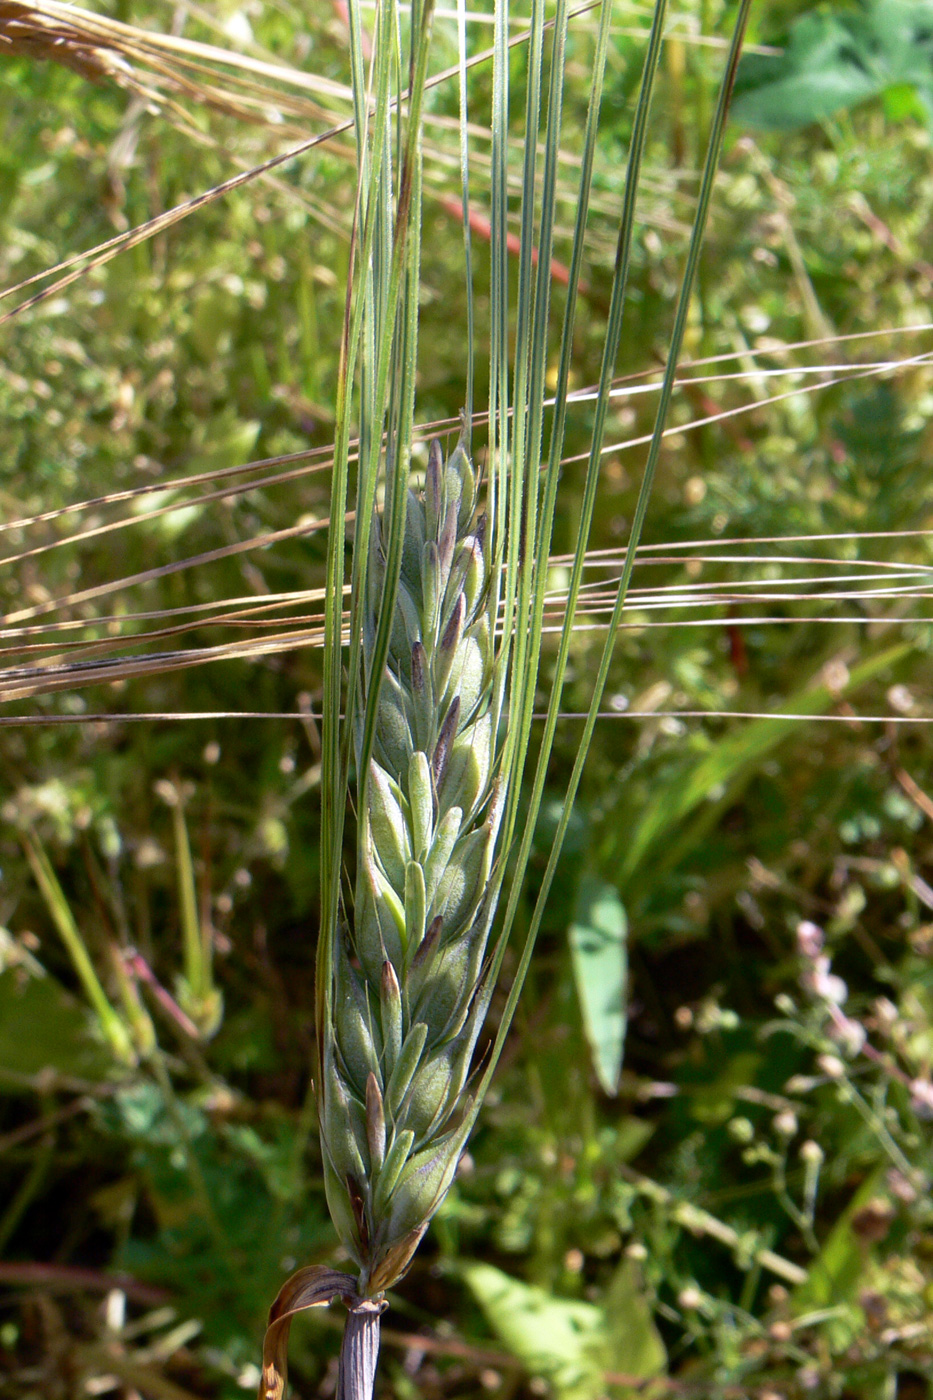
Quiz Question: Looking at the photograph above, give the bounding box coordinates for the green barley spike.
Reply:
[325,428,505,1298]
[259,429,509,1400]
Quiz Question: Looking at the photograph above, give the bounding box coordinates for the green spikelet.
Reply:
[319,428,505,1299]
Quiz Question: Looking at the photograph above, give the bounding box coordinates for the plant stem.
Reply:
[337,1299,387,1400]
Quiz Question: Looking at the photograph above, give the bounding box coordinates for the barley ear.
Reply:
[321,431,508,1303]
[257,431,507,1400]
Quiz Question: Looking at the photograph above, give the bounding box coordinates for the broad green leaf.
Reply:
[0,968,112,1085]
[460,1263,601,1400]
[615,1115,655,1164]
[732,0,933,131]
[792,1167,887,1350]
[461,1261,606,1399]
[602,1258,667,1388]
[461,1259,666,1400]
[568,877,628,1096]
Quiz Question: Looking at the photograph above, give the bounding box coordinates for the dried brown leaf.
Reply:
[258,1265,356,1400]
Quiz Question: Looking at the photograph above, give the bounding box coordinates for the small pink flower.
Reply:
[796,920,824,959]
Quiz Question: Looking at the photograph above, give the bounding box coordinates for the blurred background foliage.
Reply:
[2,0,933,1397]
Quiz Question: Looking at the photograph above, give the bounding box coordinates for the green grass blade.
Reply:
[172,801,204,1001]
[22,831,135,1066]
[615,639,915,888]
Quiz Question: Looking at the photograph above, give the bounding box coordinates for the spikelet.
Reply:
[320,428,505,1299]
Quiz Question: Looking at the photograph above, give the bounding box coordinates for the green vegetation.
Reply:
[1,1,933,1399]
